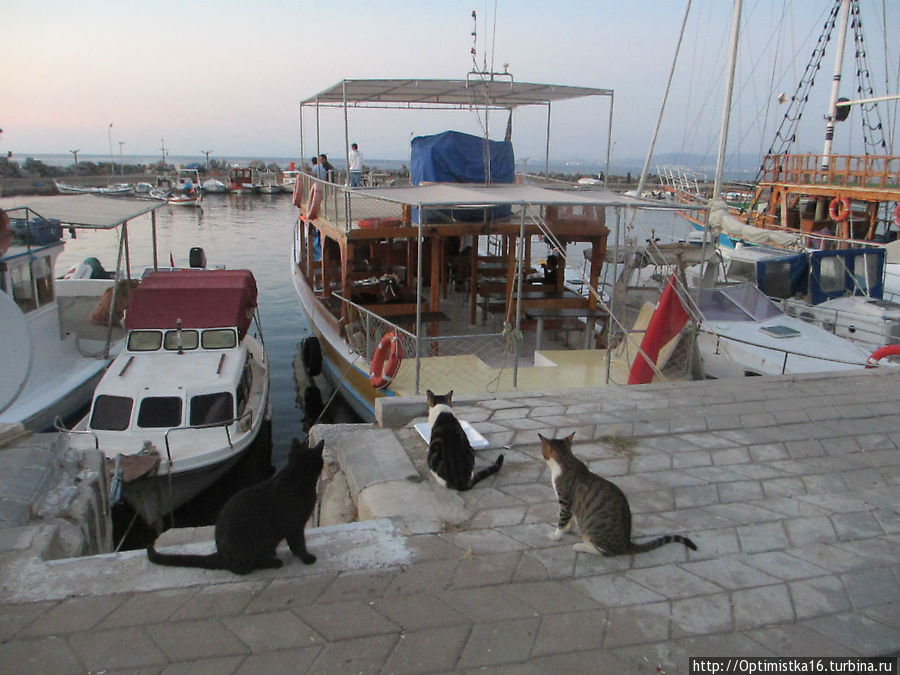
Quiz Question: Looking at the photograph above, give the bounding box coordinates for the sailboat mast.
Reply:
[821,0,852,168]
[711,0,742,201]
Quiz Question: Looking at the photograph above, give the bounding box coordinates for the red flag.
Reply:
[169,252,175,267]
[628,274,690,385]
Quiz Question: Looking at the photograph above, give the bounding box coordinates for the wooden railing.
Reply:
[760,153,900,190]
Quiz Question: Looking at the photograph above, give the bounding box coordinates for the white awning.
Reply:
[0,195,163,230]
[352,183,703,210]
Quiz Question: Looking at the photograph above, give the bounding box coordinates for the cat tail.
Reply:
[462,454,505,491]
[147,545,225,570]
[629,534,697,553]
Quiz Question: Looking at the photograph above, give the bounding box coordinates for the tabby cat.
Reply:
[539,433,697,555]
[147,437,324,574]
[426,389,504,490]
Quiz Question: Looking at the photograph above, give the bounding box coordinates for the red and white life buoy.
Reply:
[291,172,303,208]
[866,344,900,367]
[306,183,323,220]
[829,196,850,222]
[369,332,402,390]
[893,203,900,228]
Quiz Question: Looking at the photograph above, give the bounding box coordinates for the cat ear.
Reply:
[538,433,547,443]
[565,432,576,447]
[447,390,454,403]
[311,439,325,456]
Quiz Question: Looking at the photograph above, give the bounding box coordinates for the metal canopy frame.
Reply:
[299,77,615,182]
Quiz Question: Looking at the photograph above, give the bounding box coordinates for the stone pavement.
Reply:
[1,369,899,673]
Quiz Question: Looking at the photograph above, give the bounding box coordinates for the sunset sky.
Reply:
[4,0,898,166]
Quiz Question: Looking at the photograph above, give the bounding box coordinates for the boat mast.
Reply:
[821,0,852,169]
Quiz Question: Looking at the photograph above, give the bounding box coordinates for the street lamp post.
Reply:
[69,149,79,172]
[119,141,125,176]
[201,150,213,169]
[107,123,114,178]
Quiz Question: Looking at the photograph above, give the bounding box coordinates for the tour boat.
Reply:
[68,268,270,527]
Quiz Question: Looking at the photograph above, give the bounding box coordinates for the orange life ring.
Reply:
[369,332,402,390]
[0,208,10,256]
[893,203,900,228]
[829,196,850,222]
[306,183,322,220]
[866,344,900,368]
[291,172,303,208]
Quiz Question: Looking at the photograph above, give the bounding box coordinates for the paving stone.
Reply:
[806,611,900,656]
[165,655,245,675]
[572,573,667,607]
[531,609,607,656]
[307,634,397,673]
[171,581,265,621]
[784,516,838,546]
[0,600,55,642]
[670,592,733,637]
[736,522,790,554]
[743,551,829,581]
[457,616,540,669]
[68,625,169,671]
[147,619,250,661]
[372,591,469,630]
[500,523,569,550]
[98,588,197,629]
[382,625,470,674]
[682,528,741,561]
[451,551,521,588]
[18,594,127,637]
[315,568,396,603]
[604,601,670,648]
[439,586,537,622]
[732,584,795,629]
[831,511,885,541]
[747,623,857,657]
[674,484,719,509]
[0,635,84,675]
[626,566,723,599]
[788,575,851,619]
[748,443,790,462]
[294,600,398,641]
[224,609,324,651]
[761,477,807,498]
[680,557,780,590]
[672,450,712,469]
[469,506,527,528]
[704,502,782,526]
[711,447,751,465]
[502,580,602,615]
[516,546,577,580]
[788,543,874,573]
[841,567,900,609]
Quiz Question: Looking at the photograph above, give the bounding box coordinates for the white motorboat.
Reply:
[68,268,270,527]
[0,196,164,437]
[201,178,228,193]
[255,170,282,194]
[168,169,202,207]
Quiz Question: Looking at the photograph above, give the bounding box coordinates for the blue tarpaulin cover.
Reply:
[410,131,515,221]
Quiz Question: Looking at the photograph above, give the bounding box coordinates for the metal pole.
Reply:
[513,207,525,387]
[343,80,351,186]
[605,207,620,385]
[605,93,614,187]
[637,0,691,196]
[107,123,114,179]
[299,104,305,170]
[821,0,852,168]
[151,210,158,270]
[415,209,424,394]
[544,103,551,180]
[118,141,125,176]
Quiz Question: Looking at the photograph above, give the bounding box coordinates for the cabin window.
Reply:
[127,330,163,351]
[90,395,133,431]
[190,392,234,426]
[818,257,845,293]
[201,328,238,349]
[9,263,36,312]
[236,363,253,416]
[163,329,199,350]
[32,256,54,306]
[137,396,182,428]
[853,254,880,293]
[761,262,792,300]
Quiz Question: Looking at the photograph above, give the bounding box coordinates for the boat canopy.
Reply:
[125,270,258,339]
[353,182,703,210]
[0,195,163,230]
[302,78,613,109]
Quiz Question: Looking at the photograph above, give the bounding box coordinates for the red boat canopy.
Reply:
[125,270,258,339]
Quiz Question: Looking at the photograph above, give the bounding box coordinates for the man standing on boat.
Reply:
[348,142,363,187]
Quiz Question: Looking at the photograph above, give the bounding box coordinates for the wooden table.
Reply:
[525,307,606,350]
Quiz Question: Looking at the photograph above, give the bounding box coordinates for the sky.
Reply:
[3,0,898,169]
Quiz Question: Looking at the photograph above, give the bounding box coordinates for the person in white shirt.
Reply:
[348,143,364,187]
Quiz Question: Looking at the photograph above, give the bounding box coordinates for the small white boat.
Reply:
[255,170,283,194]
[0,196,165,435]
[55,182,100,195]
[281,169,300,192]
[201,178,228,193]
[167,193,202,207]
[100,183,135,196]
[69,268,271,527]
[168,169,203,207]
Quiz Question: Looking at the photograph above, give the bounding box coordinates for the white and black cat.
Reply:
[540,432,697,555]
[426,389,504,490]
[147,437,325,575]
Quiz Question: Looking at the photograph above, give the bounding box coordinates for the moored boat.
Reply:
[68,268,270,527]
[227,166,255,194]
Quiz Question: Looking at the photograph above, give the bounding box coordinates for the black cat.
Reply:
[147,437,325,575]
[426,389,504,491]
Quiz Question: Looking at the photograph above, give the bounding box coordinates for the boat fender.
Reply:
[894,203,900,228]
[306,183,322,220]
[866,344,900,368]
[369,332,402,390]
[0,208,10,256]
[301,336,323,377]
[302,385,325,428]
[829,196,850,222]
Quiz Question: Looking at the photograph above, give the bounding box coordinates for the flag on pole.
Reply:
[628,274,690,385]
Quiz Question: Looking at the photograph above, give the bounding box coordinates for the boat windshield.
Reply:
[90,395,133,431]
[137,396,182,428]
[128,331,163,351]
[190,392,234,426]
[698,284,782,322]
[164,330,199,351]
[201,328,237,349]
